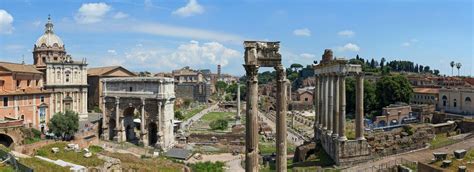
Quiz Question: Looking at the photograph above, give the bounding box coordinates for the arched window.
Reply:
[442,95,447,107]
[466,97,472,102]
[453,99,457,107]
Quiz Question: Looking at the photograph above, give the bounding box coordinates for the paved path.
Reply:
[346,135,474,171]
[181,103,219,130]
[259,111,304,145]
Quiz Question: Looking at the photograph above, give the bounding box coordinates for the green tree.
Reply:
[345,78,378,116]
[209,119,228,130]
[375,75,413,109]
[215,81,227,93]
[174,111,184,120]
[48,110,79,140]
[290,63,303,72]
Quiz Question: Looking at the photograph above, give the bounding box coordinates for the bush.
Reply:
[174,111,184,120]
[88,145,103,153]
[209,119,228,130]
[190,161,225,172]
[402,124,414,136]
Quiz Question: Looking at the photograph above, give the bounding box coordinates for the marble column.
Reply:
[322,75,327,131]
[355,74,365,140]
[327,75,334,135]
[318,75,323,129]
[114,97,122,142]
[101,97,108,140]
[236,83,241,120]
[140,98,148,146]
[314,76,320,138]
[338,75,348,141]
[275,65,288,172]
[156,101,163,148]
[244,65,259,172]
[332,75,339,138]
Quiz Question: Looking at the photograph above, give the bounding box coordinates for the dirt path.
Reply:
[346,135,474,171]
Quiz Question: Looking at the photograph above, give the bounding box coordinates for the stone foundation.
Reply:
[316,129,372,166]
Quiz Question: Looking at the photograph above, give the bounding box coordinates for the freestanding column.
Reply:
[140,98,148,146]
[332,75,339,138]
[322,75,328,130]
[244,65,259,172]
[156,101,163,148]
[318,75,323,129]
[236,83,241,121]
[327,75,333,135]
[355,74,365,140]
[338,75,347,141]
[114,97,122,142]
[275,65,288,172]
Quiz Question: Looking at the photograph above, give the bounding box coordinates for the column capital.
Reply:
[243,64,259,82]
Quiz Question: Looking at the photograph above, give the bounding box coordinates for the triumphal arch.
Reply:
[100,77,176,151]
[313,49,372,166]
[243,41,289,172]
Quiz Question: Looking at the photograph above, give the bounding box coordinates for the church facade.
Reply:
[33,16,88,118]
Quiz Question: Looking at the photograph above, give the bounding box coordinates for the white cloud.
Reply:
[338,30,355,37]
[401,38,418,47]
[144,0,154,9]
[300,53,315,59]
[32,20,41,27]
[293,28,311,37]
[0,10,14,34]
[122,40,241,71]
[113,12,128,19]
[131,22,243,43]
[172,0,204,17]
[75,3,111,24]
[107,49,117,55]
[337,43,360,52]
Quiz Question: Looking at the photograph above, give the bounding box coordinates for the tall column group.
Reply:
[314,73,364,141]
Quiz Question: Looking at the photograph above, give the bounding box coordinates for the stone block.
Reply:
[454,149,467,159]
[433,152,447,161]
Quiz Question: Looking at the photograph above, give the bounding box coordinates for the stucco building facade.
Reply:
[32,16,88,118]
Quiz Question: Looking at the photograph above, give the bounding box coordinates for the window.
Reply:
[27,80,31,87]
[3,97,7,107]
[129,87,133,92]
[442,95,447,107]
[466,97,472,102]
[40,96,45,103]
[65,74,70,82]
[304,97,309,102]
[454,99,457,107]
[36,80,40,87]
[16,80,21,88]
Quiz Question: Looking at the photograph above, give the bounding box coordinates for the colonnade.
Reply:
[315,73,365,141]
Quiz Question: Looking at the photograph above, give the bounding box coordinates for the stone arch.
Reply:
[148,122,158,146]
[389,119,399,126]
[378,120,386,127]
[400,116,409,124]
[0,134,14,147]
[108,118,116,141]
[123,107,139,144]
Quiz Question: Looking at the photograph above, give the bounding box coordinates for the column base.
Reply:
[331,133,338,139]
[338,136,347,142]
[356,137,366,141]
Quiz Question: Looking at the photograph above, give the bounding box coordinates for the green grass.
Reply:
[429,133,458,149]
[190,161,225,172]
[35,142,104,167]
[101,152,183,172]
[24,137,42,144]
[183,105,207,120]
[0,164,15,172]
[259,143,296,155]
[431,149,474,170]
[19,157,70,172]
[201,112,235,122]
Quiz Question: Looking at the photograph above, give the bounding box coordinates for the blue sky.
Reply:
[0,0,472,76]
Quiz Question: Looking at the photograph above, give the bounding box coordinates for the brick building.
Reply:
[0,62,51,132]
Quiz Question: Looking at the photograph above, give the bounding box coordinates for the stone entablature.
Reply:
[101,77,176,151]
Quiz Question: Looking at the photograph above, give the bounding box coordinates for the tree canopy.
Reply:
[48,110,79,140]
[375,75,413,108]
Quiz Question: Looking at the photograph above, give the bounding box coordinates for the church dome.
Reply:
[35,16,64,48]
